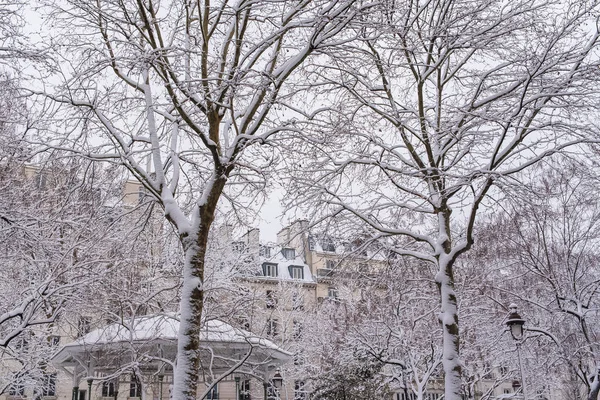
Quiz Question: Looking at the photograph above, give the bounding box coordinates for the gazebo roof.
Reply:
[52,314,291,376]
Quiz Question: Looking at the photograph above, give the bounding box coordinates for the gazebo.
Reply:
[52,314,291,400]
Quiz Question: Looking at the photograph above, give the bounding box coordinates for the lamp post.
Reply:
[264,371,283,400]
[506,304,527,400]
[235,377,240,400]
[273,371,283,399]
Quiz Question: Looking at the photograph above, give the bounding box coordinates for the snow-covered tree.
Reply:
[281,0,600,397]
[484,159,600,400]
[0,155,153,396]
[33,0,370,396]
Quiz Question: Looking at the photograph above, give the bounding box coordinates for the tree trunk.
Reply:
[172,236,207,400]
[171,173,228,400]
[437,255,462,400]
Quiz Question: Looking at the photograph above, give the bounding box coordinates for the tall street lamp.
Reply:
[264,371,283,400]
[273,371,283,399]
[506,304,527,400]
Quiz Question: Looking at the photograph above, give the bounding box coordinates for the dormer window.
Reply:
[262,263,278,277]
[282,248,295,260]
[325,259,335,269]
[289,265,304,280]
[260,245,271,258]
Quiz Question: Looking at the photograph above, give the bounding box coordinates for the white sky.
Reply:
[258,188,284,243]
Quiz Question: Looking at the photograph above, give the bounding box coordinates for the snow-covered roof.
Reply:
[259,248,314,283]
[52,314,291,367]
[72,314,286,352]
[306,234,388,261]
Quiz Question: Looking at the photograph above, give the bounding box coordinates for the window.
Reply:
[205,384,218,400]
[260,245,271,258]
[294,381,306,400]
[266,290,277,309]
[293,320,303,340]
[262,263,278,278]
[239,379,251,400]
[266,319,278,337]
[321,237,336,252]
[325,259,335,269]
[308,235,315,251]
[36,173,47,189]
[77,316,91,337]
[42,373,57,396]
[288,265,304,280]
[292,292,304,311]
[397,393,417,400]
[425,393,442,400]
[78,390,86,400]
[503,388,511,394]
[281,248,295,260]
[328,287,338,299]
[102,380,117,397]
[138,185,145,202]
[130,374,142,398]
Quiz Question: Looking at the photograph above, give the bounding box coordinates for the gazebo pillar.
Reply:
[87,378,93,400]
[72,364,82,400]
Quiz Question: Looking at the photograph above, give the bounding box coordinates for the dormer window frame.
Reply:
[260,245,271,258]
[262,262,278,278]
[288,265,304,280]
[282,247,296,260]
